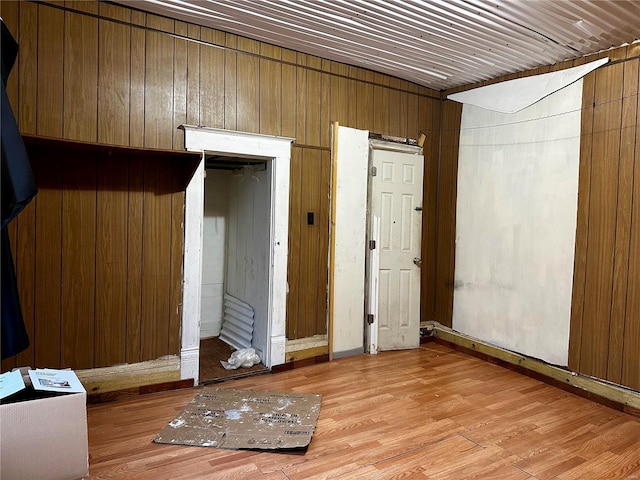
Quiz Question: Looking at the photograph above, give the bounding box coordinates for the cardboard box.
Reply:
[1,390,88,480]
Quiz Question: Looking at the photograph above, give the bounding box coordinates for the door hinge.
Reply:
[371,166,377,176]
[369,239,376,250]
[367,314,375,325]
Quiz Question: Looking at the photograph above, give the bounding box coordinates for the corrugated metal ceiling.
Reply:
[115,0,640,90]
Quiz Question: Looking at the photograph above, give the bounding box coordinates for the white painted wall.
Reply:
[226,164,271,358]
[332,126,370,357]
[200,171,228,339]
[452,80,583,367]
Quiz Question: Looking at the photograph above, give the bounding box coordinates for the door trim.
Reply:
[180,126,293,384]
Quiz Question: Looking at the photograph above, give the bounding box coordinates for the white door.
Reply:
[368,144,423,351]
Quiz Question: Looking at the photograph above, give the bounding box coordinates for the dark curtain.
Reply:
[1,20,38,360]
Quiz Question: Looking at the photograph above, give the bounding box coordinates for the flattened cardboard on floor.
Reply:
[154,387,322,450]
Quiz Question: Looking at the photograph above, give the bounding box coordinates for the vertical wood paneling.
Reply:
[356,75,374,131]
[568,68,597,371]
[186,24,200,126]
[330,63,349,127]
[99,2,129,22]
[4,1,445,370]
[607,58,638,382]
[236,51,259,133]
[407,93,420,141]
[61,156,97,369]
[95,156,128,367]
[260,58,282,136]
[15,202,37,368]
[224,34,238,131]
[130,18,146,147]
[36,4,64,137]
[561,53,640,390]
[286,147,330,339]
[299,149,321,337]
[317,150,331,335]
[281,61,297,138]
[199,28,225,129]
[398,81,410,138]
[388,87,401,137]
[2,1,20,112]
[621,61,640,390]
[306,68,322,146]
[18,1,37,134]
[141,158,173,361]
[373,83,390,134]
[98,5,131,145]
[579,64,624,379]
[144,16,174,149]
[434,101,461,327]
[66,1,98,14]
[63,11,98,142]
[347,68,359,128]
[445,99,460,325]
[126,157,144,364]
[169,164,185,354]
[421,99,441,323]
[296,57,307,144]
[320,71,331,148]
[287,148,303,339]
[2,213,18,372]
[34,155,63,368]
[173,22,188,150]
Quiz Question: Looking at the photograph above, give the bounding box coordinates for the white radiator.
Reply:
[219,293,254,350]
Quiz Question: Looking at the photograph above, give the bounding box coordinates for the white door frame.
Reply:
[180,125,293,384]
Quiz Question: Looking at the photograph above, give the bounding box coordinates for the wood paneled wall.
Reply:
[569,45,640,391]
[423,100,461,328]
[440,45,640,391]
[287,146,331,340]
[1,141,196,372]
[0,0,441,363]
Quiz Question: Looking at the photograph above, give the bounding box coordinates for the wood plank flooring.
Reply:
[87,343,640,479]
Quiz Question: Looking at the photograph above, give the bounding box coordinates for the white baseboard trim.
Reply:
[270,335,286,368]
[180,347,200,385]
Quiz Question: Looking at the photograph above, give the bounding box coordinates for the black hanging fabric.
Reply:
[1,20,38,360]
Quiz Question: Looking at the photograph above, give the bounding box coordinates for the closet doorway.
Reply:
[180,126,293,385]
[199,158,271,383]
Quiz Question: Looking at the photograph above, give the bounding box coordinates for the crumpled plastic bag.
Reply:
[220,347,261,370]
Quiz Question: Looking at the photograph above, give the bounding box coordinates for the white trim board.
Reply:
[180,126,293,384]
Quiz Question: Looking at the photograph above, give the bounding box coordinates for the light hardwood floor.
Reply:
[87,343,640,479]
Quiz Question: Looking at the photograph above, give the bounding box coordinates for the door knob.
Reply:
[413,257,422,267]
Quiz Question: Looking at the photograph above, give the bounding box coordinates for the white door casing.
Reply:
[180,126,293,384]
[368,141,423,351]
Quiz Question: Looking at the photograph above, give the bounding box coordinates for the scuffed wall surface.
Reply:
[453,80,582,366]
